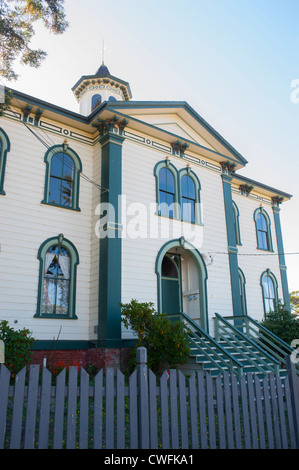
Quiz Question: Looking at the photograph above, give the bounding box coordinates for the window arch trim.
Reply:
[178,167,202,225]
[254,207,273,251]
[0,127,11,195]
[42,144,82,211]
[238,268,247,316]
[154,159,179,219]
[260,269,278,315]
[35,234,79,319]
[232,201,241,245]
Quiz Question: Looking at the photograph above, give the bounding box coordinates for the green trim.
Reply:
[178,167,202,225]
[153,159,179,218]
[107,108,242,166]
[34,234,79,319]
[260,269,279,315]
[155,238,209,333]
[106,101,248,165]
[272,202,291,310]
[98,130,124,343]
[0,127,11,195]
[41,144,82,211]
[221,174,243,317]
[253,207,273,252]
[32,339,136,350]
[232,201,242,245]
[233,173,292,201]
[238,268,247,316]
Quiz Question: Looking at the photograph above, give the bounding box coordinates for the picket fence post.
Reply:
[136,347,149,449]
[286,355,299,449]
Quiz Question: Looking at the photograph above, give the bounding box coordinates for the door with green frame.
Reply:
[161,254,182,314]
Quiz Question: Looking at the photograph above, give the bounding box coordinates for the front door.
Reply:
[161,254,181,314]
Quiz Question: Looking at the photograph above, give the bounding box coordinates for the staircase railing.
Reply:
[168,312,244,378]
[214,313,296,371]
[214,313,282,375]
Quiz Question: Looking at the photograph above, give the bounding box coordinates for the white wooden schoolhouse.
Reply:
[0,63,292,371]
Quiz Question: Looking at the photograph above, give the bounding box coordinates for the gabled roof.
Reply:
[96,100,248,168]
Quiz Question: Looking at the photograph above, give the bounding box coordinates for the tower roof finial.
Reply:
[102,38,105,65]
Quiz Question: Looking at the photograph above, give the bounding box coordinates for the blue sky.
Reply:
[6,0,299,291]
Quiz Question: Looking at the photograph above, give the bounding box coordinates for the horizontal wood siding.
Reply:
[233,191,282,321]
[0,117,94,341]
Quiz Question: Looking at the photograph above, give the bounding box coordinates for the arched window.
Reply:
[42,145,82,211]
[181,175,196,223]
[92,94,102,110]
[254,208,273,251]
[238,268,247,316]
[0,127,10,195]
[260,270,278,314]
[232,201,241,245]
[179,168,201,225]
[108,96,117,101]
[154,160,179,219]
[35,234,79,319]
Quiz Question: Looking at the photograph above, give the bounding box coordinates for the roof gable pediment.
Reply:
[100,101,248,168]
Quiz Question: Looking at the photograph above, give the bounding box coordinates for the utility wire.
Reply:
[0,82,108,194]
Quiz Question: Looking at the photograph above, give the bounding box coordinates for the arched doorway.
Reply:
[156,238,208,332]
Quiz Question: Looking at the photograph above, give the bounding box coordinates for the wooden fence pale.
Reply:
[0,348,298,449]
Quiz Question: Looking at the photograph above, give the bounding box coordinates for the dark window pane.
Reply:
[159,168,167,192]
[256,213,267,231]
[61,179,73,206]
[182,197,195,223]
[49,177,61,204]
[92,94,102,110]
[159,168,174,194]
[62,154,74,180]
[50,154,63,178]
[162,256,178,278]
[181,175,195,199]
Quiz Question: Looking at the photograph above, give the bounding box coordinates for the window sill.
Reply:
[256,247,274,253]
[155,212,203,226]
[34,313,78,319]
[41,200,81,212]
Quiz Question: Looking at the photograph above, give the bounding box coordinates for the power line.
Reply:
[211,251,299,257]
[0,82,108,194]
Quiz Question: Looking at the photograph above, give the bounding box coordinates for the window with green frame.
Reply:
[179,168,201,225]
[35,234,79,319]
[42,144,82,211]
[0,127,10,195]
[154,159,179,219]
[260,269,278,314]
[154,160,202,224]
[254,207,273,251]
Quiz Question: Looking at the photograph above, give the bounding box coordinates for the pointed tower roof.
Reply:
[95,63,110,76]
[72,63,132,104]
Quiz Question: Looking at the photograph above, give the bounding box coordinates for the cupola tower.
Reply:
[72,63,132,116]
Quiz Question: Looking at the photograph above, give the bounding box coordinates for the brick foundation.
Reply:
[31,347,132,372]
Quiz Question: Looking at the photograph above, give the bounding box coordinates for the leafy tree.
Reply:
[260,300,299,346]
[290,290,299,317]
[121,299,190,374]
[0,320,34,376]
[0,0,69,81]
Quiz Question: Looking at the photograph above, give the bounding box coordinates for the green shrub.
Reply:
[121,299,190,374]
[0,320,34,376]
[260,300,299,346]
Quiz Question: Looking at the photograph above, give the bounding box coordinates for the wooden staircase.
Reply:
[168,312,296,379]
